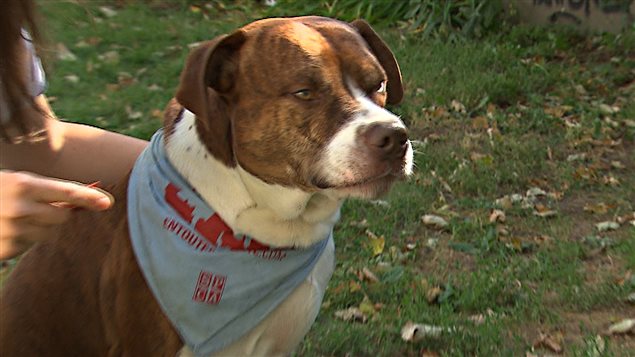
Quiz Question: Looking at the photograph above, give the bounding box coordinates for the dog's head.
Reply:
[173,16,413,199]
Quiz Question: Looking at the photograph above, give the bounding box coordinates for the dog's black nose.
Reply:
[361,123,408,160]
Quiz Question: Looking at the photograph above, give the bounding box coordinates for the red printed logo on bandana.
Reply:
[192,271,226,305]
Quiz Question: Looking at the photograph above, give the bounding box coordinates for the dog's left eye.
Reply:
[293,89,314,100]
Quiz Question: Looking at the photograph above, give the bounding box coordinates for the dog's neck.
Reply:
[164,110,342,248]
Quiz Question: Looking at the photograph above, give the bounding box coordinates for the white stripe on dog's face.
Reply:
[315,82,413,198]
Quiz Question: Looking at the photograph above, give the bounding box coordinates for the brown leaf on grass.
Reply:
[610,160,625,169]
[583,202,612,214]
[64,74,80,83]
[426,286,442,304]
[450,99,466,113]
[533,332,564,353]
[495,195,514,210]
[470,152,493,165]
[598,103,618,115]
[76,36,102,48]
[595,221,620,232]
[544,105,573,118]
[98,50,120,65]
[125,105,143,120]
[489,209,506,223]
[606,319,635,335]
[349,218,369,228]
[421,214,449,229]
[360,267,379,283]
[527,187,547,197]
[567,153,588,162]
[575,166,597,181]
[117,72,136,87]
[533,235,553,245]
[616,212,635,224]
[56,43,77,61]
[98,6,118,18]
[533,204,558,218]
[151,109,163,119]
[472,116,489,130]
[334,307,367,323]
[348,280,362,293]
[616,270,632,287]
[420,349,440,357]
[601,174,620,186]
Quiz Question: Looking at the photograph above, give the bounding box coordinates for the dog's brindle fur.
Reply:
[1,17,412,356]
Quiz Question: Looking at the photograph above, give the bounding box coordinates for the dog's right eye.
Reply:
[293,89,313,101]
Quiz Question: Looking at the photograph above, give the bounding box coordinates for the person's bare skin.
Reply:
[0,95,147,259]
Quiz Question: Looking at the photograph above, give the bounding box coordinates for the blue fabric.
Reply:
[127,130,332,356]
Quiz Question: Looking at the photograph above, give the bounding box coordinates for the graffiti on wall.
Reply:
[512,0,633,32]
[533,0,631,24]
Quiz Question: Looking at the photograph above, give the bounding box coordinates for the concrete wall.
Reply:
[509,0,634,33]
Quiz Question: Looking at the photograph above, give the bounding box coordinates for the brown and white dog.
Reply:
[0,17,412,356]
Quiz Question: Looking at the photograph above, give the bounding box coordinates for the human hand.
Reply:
[0,171,113,260]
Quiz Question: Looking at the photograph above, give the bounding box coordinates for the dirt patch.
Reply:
[414,234,477,281]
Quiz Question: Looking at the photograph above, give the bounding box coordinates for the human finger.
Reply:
[18,174,114,211]
[16,201,72,226]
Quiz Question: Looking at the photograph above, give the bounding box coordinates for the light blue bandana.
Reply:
[127,130,332,356]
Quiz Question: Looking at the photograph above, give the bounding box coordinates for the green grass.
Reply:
[29,0,635,355]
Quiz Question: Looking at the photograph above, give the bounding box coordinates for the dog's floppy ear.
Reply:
[175,30,246,166]
[350,19,403,105]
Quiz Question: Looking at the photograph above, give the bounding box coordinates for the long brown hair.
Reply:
[0,0,46,143]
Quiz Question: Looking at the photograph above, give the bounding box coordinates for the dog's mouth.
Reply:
[311,168,406,198]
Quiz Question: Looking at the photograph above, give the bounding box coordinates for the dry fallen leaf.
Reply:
[496,195,514,210]
[56,43,77,61]
[349,219,369,228]
[334,307,367,323]
[426,286,442,304]
[583,202,611,215]
[365,230,385,257]
[358,296,376,317]
[472,116,489,130]
[526,187,547,197]
[361,267,379,283]
[601,175,620,186]
[606,319,635,335]
[422,215,449,229]
[348,280,362,293]
[610,160,625,169]
[401,321,449,342]
[64,74,79,83]
[567,153,587,162]
[533,332,564,353]
[489,209,506,223]
[595,221,620,232]
[420,349,440,357]
[98,50,120,65]
[98,6,118,18]
[450,99,466,113]
[533,204,558,218]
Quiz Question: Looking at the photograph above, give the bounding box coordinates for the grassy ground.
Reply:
[30,1,635,355]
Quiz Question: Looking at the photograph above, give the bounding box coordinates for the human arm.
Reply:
[0,95,147,259]
[0,95,147,187]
